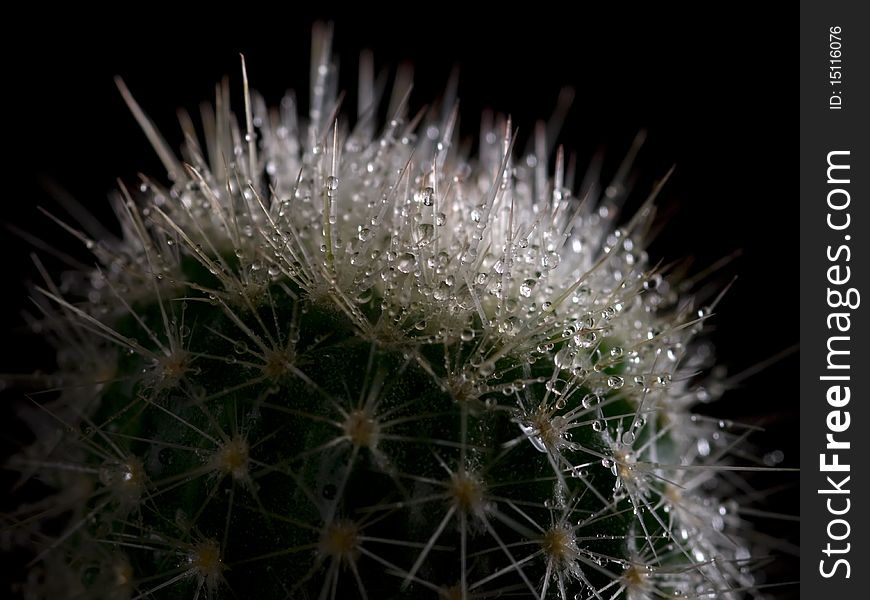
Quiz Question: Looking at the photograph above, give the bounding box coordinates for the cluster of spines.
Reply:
[3,25,772,600]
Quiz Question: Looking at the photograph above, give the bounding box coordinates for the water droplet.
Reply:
[478,361,495,377]
[607,376,624,389]
[433,281,451,300]
[554,347,575,368]
[592,420,604,432]
[418,186,435,206]
[643,274,661,290]
[518,422,549,453]
[498,316,521,335]
[581,394,600,409]
[460,329,475,342]
[397,253,416,273]
[546,379,567,395]
[621,431,636,445]
[519,278,536,297]
[575,331,597,348]
[541,251,560,270]
[416,223,434,244]
[763,450,785,466]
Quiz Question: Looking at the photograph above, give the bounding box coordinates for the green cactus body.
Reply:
[12,27,758,600]
[82,276,655,599]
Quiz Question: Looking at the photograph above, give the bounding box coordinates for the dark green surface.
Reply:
[69,267,669,598]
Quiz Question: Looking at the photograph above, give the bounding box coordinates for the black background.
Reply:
[3,6,798,597]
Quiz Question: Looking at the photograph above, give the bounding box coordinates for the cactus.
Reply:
[8,26,766,600]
